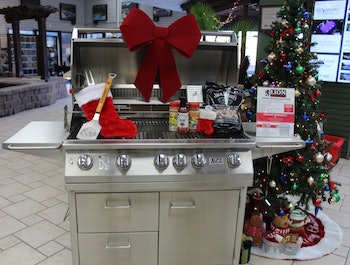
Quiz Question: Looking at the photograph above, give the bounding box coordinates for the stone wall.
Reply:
[0,78,68,117]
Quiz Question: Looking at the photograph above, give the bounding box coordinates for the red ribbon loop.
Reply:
[120,8,201,102]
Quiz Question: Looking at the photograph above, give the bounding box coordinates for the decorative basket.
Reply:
[324,134,345,164]
[262,236,302,256]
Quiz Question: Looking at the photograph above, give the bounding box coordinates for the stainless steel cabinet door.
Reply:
[159,190,239,265]
[78,232,158,265]
[76,192,159,232]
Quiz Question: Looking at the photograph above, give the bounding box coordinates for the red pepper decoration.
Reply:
[120,8,201,102]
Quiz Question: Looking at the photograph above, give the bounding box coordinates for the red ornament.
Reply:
[296,155,303,162]
[315,89,321,97]
[330,181,336,190]
[258,69,265,78]
[310,94,315,102]
[280,27,294,37]
[280,53,287,59]
[283,156,293,165]
[254,192,262,199]
[314,197,322,207]
[320,113,328,121]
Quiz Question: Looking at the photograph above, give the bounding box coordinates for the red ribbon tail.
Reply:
[160,45,181,102]
[135,41,163,101]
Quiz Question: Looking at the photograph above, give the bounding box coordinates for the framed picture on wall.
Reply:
[153,7,172,22]
[59,3,76,21]
[93,4,108,22]
[117,1,139,26]
[260,6,281,30]
[153,7,172,17]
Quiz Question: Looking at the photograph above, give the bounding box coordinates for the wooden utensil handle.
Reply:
[96,73,117,114]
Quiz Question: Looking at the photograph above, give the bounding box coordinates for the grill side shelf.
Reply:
[2,121,68,161]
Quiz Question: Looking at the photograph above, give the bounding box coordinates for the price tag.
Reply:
[256,87,295,138]
[186,85,203,103]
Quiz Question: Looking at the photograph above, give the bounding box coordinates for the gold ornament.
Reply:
[267,52,276,62]
[295,47,303,54]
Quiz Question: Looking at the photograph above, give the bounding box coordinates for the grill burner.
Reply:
[68,117,249,140]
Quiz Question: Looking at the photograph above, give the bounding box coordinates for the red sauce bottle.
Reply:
[178,97,189,133]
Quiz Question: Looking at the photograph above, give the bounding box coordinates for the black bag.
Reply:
[204,82,245,135]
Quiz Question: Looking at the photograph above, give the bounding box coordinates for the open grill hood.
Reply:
[3,28,305,161]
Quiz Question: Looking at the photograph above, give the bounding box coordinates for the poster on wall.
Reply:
[311,0,350,83]
[256,87,295,138]
[117,1,138,26]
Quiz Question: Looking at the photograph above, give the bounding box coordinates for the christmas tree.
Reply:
[246,0,340,219]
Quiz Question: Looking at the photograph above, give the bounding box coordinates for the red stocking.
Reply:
[75,83,138,138]
[197,108,217,136]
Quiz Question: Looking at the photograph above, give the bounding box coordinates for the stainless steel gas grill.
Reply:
[3,28,305,265]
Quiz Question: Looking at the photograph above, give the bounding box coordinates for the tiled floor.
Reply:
[0,94,349,265]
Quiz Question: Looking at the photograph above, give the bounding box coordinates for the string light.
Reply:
[211,0,241,29]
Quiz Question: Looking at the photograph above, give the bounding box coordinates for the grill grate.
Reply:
[131,118,247,140]
[68,117,248,140]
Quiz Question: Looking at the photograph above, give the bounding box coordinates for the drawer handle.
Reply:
[104,198,131,209]
[170,198,197,209]
[106,237,131,250]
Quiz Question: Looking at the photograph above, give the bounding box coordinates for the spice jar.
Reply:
[189,102,200,132]
[169,100,180,132]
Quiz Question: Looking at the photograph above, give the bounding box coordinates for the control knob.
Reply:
[77,154,93,170]
[191,153,206,169]
[116,154,131,170]
[154,154,169,170]
[173,154,187,170]
[227,153,241,168]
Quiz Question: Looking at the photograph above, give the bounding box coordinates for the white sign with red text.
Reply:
[256,86,295,137]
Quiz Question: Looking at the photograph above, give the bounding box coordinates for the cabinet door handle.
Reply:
[170,198,197,209]
[104,197,131,209]
[106,236,131,250]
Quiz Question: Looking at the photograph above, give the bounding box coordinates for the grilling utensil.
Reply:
[76,72,117,140]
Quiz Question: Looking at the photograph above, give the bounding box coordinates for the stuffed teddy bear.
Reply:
[289,209,310,244]
[244,211,265,246]
[265,213,290,243]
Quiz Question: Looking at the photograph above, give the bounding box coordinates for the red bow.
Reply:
[120,8,201,102]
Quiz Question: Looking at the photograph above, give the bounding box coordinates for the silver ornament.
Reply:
[315,152,324,163]
[307,76,317,86]
[324,152,333,162]
[307,176,315,184]
[269,180,277,188]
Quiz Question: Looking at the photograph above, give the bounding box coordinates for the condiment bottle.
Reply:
[189,102,200,132]
[178,97,189,133]
[169,100,180,132]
